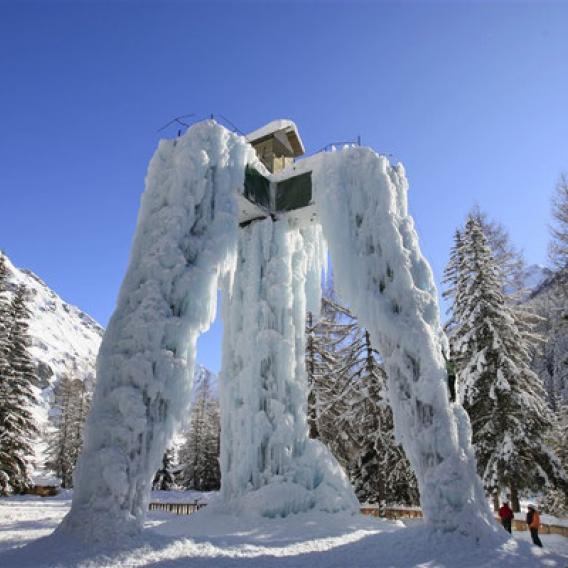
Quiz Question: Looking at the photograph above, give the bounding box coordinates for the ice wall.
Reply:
[59,122,256,541]
[219,218,358,516]
[310,147,498,538]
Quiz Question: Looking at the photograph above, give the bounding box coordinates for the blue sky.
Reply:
[1,1,567,373]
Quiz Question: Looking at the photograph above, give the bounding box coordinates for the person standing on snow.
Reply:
[498,501,514,533]
[526,504,543,547]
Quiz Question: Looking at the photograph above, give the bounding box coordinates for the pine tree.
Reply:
[537,174,568,407]
[542,404,568,516]
[178,370,220,491]
[449,216,566,510]
[348,330,419,508]
[443,229,464,327]
[308,292,418,506]
[0,283,39,494]
[153,448,176,491]
[306,311,321,439]
[549,173,568,277]
[470,207,527,297]
[529,290,568,411]
[46,375,90,488]
[0,254,13,495]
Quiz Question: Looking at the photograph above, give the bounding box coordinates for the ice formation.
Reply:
[219,219,357,516]
[309,148,496,537]
[58,122,257,540]
[60,119,497,542]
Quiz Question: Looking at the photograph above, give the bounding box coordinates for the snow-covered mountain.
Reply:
[2,252,216,476]
[523,263,554,297]
[523,264,550,292]
[2,255,104,435]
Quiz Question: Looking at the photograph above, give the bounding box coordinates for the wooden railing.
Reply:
[149,501,206,515]
[360,506,568,538]
[148,502,568,537]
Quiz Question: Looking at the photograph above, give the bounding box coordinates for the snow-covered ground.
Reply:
[0,494,566,567]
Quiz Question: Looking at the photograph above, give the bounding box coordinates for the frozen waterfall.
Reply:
[219,218,358,516]
[58,120,497,543]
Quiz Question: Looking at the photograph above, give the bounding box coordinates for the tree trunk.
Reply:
[377,457,386,516]
[510,486,520,513]
[306,312,320,439]
[492,493,500,512]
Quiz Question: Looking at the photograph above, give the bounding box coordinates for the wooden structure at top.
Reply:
[246,120,305,173]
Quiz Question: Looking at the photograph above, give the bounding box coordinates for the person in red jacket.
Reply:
[498,500,514,533]
[526,504,543,547]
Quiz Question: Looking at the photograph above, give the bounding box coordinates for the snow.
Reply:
[246,119,304,154]
[1,495,567,567]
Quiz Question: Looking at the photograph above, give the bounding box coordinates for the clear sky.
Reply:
[1,0,567,373]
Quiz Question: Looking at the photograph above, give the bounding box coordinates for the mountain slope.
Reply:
[2,255,103,445]
[2,253,216,479]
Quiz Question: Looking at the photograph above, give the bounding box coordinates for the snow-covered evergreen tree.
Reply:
[442,230,464,319]
[549,173,568,276]
[0,254,13,495]
[152,448,176,491]
[532,174,568,408]
[542,403,568,516]
[529,288,568,411]
[0,283,39,494]
[308,292,418,506]
[348,330,419,508]
[448,216,566,509]
[46,375,90,488]
[178,370,220,491]
[466,207,528,297]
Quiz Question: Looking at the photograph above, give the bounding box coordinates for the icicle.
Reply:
[219,217,357,517]
[310,147,498,539]
[58,121,256,541]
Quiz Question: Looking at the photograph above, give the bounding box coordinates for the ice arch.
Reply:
[59,120,496,542]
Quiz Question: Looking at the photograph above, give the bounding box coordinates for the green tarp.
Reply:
[244,167,312,214]
[276,172,312,212]
[244,166,270,209]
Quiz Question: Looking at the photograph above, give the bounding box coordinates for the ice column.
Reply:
[219,217,358,516]
[58,122,255,541]
[311,148,497,538]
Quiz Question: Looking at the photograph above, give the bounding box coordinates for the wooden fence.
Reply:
[148,502,568,538]
[360,507,568,538]
[149,501,206,515]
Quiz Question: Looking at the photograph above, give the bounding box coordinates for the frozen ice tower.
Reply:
[58,119,497,542]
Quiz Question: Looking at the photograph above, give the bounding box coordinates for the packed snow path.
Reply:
[2,495,567,568]
[61,120,494,541]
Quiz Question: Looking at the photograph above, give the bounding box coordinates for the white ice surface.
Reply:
[219,218,356,516]
[307,146,496,538]
[61,121,501,544]
[1,495,567,567]
[59,121,257,541]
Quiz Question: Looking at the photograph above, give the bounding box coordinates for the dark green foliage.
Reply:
[0,264,39,495]
[307,293,418,507]
[446,217,566,500]
[45,375,90,488]
[178,370,220,491]
[153,448,176,491]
